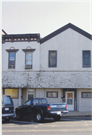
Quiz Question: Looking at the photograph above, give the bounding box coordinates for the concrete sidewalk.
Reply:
[63,111,92,117]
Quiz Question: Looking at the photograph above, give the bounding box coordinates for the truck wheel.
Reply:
[54,116,61,121]
[35,112,44,122]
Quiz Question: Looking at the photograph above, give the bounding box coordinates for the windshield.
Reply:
[2,96,12,104]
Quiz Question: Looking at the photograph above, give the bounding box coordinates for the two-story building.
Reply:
[2,23,92,112]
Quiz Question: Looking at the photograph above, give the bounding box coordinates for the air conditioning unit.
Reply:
[25,65,32,69]
[9,65,15,68]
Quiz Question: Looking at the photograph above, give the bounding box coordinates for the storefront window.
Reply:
[82,92,92,98]
[5,89,18,98]
[47,91,58,98]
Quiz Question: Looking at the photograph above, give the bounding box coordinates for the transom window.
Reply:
[9,52,15,69]
[83,51,91,67]
[49,51,57,67]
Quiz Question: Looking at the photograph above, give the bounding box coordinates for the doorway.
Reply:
[28,90,34,100]
[65,91,74,111]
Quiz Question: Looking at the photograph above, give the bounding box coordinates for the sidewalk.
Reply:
[63,111,92,117]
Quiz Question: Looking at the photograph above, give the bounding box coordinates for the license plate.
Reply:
[5,108,9,111]
[57,112,62,116]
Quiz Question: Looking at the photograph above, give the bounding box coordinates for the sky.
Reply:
[2,0,92,38]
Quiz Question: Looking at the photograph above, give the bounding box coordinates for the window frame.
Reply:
[48,50,57,67]
[46,91,58,98]
[81,92,92,98]
[25,51,33,66]
[82,50,91,68]
[8,51,16,69]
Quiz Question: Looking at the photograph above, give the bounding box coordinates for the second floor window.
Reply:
[9,52,15,69]
[25,52,32,69]
[49,51,57,67]
[83,51,91,67]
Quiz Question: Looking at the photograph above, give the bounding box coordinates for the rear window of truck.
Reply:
[2,96,12,104]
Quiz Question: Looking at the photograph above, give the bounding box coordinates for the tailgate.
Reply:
[2,105,14,114]
[50,103,66,112]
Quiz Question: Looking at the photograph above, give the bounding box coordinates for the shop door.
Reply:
[65,91,74,111]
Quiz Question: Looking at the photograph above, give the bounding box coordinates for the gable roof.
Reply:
[40,23,92,44]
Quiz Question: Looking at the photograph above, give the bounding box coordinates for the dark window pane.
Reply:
[82,92,92,98]
[25,52,32,65]
[47,92,58,98]
[50,52,56,58]
[26,52,32,60]
[3,97,12,104]
[50,58,56,66]
[33,99,38,104]
[9,61,15,65]
[10,52,15,60]
[41,99,47,104]
[49,51,57,67]
[84,58,89,65]
[84,52,90,57]
[67,99,72,105]
[25,100,31,105]
[83,51,90,66]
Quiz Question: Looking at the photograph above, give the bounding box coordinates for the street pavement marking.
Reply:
[2,128,92,132]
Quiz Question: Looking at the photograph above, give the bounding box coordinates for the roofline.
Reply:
[40,23,92,44]
[2,29,7,35]
[2,33,40,43]
[3,33,40,38]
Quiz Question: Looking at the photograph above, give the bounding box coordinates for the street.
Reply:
[2,117,92,135]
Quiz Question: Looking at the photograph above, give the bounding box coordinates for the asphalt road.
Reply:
[2,117,92,135]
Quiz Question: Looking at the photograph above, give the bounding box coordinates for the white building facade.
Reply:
[2,23,92,112]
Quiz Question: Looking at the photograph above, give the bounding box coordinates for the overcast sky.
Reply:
[2,0,92,38]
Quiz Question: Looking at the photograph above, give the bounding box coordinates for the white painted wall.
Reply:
[2,41,40,71]
[41,28,92,71]
[36,89,45,98]
[77,89,92,112]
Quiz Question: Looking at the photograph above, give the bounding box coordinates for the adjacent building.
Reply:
[2,23,92,112]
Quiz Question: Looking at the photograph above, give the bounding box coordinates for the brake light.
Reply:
[47,105,51,110]
[66,105,68,109]
[13,107,14,110]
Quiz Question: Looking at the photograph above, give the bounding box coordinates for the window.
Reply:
[33,99,38,104]
[47,91,58,98]
[83,51,91,67]
[5,89,18,98]
[82,92,92,98]
[49,51,57,67]
[25,52,32,69]
[2,96,12,104]
[9,52,15,68]
[25,100,31,105]
[41,99,47,104]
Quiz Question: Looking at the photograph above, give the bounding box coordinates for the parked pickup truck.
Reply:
[15,98,68,122]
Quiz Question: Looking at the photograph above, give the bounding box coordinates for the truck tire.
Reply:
[54,116,61,121]
[35,111,44,122]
